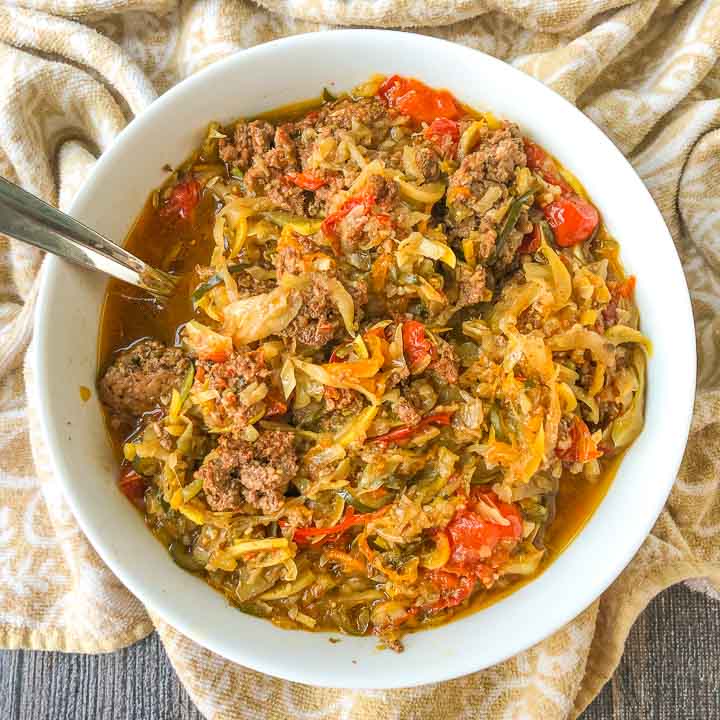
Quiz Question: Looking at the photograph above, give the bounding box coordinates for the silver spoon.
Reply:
[0,176,178,301]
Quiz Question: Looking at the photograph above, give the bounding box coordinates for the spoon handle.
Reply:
[0,177,176,299]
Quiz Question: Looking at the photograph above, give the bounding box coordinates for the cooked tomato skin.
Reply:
[162,177,201,219]
[422,493,523,612]
[425,117,460,140]
[556,416,602,462]
[402,320,434,368]
[524,140,569,191]
[321,190,375,243]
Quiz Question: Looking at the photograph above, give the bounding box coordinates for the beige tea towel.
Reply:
[1,0,720,718]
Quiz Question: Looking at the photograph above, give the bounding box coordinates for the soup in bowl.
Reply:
[33,30,695,688]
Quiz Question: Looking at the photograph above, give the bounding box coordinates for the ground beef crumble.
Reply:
[195,349,271,432]
[324,387,361,413]
[281,273,343,349]
[428,337,460,385]
[446,124,528,264]
[196,430,298,514]
[456,265,490,308]
[392,396,422,425]
[218,119,274,169]
[99,339,190,417]
[412,144,442,182]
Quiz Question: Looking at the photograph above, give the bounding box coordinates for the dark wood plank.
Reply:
[1,583,717,719]
[582,584,720,720]
[0,633,203,720]
[0,643,21,720]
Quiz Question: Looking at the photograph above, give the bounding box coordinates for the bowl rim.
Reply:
[33,28,696,688]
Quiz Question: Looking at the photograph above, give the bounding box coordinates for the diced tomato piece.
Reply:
[524,140,549,172]
[284,172,327,191]
[118,464,147,508]
[424,117,460,157]
[321,190,375,249]
[161,177,201,220]
[378,75,460,124]
[425,496,522,610]
[402,320,435,369]
[524,139,599,247]
[425,117,460,141]
[444,505,522,574]
[544,195,599,247]
[470,490,524,538]
[556,416,602,463]
[523,140,570,192]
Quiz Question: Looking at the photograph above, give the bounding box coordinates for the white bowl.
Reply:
[33,30,696,688]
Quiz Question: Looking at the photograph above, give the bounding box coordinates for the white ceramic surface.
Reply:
[33,30,696,689]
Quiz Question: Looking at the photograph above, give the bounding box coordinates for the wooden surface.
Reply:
[1,583,718,719]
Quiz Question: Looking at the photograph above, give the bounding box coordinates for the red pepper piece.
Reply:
[287,506,390,545]
[284,172,327,191]
[370,412,454,446]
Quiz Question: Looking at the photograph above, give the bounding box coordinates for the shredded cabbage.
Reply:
[396,232,456,272]
[223,281,304,345]
[394,177,446,205]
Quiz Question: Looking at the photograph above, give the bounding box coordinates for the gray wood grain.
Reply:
[0,584,717,719]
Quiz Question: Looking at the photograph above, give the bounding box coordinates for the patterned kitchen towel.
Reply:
[1,1,719,718]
